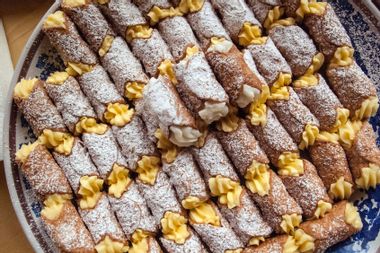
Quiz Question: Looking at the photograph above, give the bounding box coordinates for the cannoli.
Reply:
[61,0,116,54]
[43,11,97,76]
[279,159,332,219]
[267,87,320,150]
[326,61,379,120]
[100,36,149,100]
[15,142,72,201]
[185,0,230,50]
[210,0,262,46]
[243,230,315,253]
[44,72,98,134]
[310,132,354,200]
[76,65,126,121]
[42,200,96,253]
[13,78,66,137]
[53,137,104,210]
[78,193,129,252]
[299,201,363,253]
[339,121,380,190]
[192,135,272,245]
[303,3,351,61]
[205,38,263,108]
[141,75,202,147]
[282,0,327,21]
[293,73,349,132]
[175,46,229,124]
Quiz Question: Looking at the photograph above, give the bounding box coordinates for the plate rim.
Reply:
[2,1,60,252]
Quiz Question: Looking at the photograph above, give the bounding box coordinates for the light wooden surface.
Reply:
[1,1,53,252]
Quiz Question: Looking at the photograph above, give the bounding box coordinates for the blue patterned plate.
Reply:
[2,1,380,252]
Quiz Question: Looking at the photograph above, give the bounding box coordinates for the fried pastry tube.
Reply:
[163,150,244,251]
[310,133,354,200]
[217,121,302,233]
[44,72,97,134]
[78,193,129,252]
[300,201,363,253]
[100,36,149,99]
[192,134,272,245]
[13,78,67,137]
[267,87,320,150]
[42,11,97,76]
[61,0,116,54]
[175,46,229,124]
[339,121,380,190]
[141,76,202,147]
[326,61,379,121]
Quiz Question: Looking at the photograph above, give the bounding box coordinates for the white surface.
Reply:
[0,19,14,161]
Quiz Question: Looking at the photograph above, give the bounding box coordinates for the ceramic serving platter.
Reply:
[2,0,380,252]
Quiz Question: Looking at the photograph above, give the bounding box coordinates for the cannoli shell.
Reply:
[279,159,332,219]
[282,0,300,19]
[268,87,320,145]
[21,144,72,201]
[216,121,269,176]
[300,201,360,253]
[206,44,263,105]
[303,3,352,60]
[326,61,377,117]
[42,201,96,253]
[44,76,96,133]
[14,80,66,136]
[61,1,116,52]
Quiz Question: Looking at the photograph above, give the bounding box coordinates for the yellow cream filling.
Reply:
[41,194,72,220]
[75,117,108,135]
[345,202,363,230]
[307,52,325,75]
[126,25,153,42]
[14,78,38,99]
[158,59,178,85]
[314,200,332,219]
[62,0,86,7]
[125,82,145,100]
[129,229,150,253]
[353,96,379,121]
[329,176,353,200]
[249,85,270,127]
[296,0,327,20]
[107,164,131,198]
[136,156,161,185]
[248,237,265,246]
[283,236,298,253]
[238,22,267,47]
[209,175,242,209]
[44,11,67,29]
[331,108,350,133]
[216,106,239,133]
[299,124,319,150]
[281,214,302,234]
[177,0,204,14]
[316,131,339,144]
[268,73,291,100]
[148,6,183,26]
[66,62,93,77]
[182,197,220,226]
[155,129,178,163]
[95,236,129,253]
[355,163,380,190]
[278,152,304,177]
[338,120,362,149]
[98,35,114,57]
[245,161,271,196]
[264,6,296,30]
[38,129,75,156]
[225,249,243,253]
[15,141,39,164]
[96,0,109,4]
[78,175,104,209]
[293,53,325,88]
[104,103,134,127]
[46,71,69,85]
[330,46,354,68]
[161,212,190,244]
[293,229,315,253]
